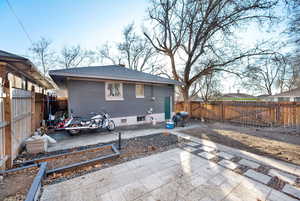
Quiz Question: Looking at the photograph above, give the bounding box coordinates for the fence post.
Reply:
[221,102,225,122]
[0,65,12,168]
[31,85,35,133]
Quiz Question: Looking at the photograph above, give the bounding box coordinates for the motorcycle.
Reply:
[64,111,115,135]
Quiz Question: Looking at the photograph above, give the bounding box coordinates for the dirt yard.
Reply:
[0,166,38,201]
[181,122,300,166]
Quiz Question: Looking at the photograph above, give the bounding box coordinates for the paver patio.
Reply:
[40,148,299,201]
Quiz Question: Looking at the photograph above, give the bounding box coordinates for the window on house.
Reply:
[137,116,146,122]
[105,82,123,100]
[136,84,144,98]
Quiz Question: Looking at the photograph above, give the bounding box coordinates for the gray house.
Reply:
[49,65,181,126]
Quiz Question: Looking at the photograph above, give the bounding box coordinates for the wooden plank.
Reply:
[0,65,12,168]
[31,86,35,132]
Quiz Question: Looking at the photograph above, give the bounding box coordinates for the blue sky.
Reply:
[0,0,148,55]
[0,0,289,94]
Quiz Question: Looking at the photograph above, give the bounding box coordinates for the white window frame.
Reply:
[105,82,124,101]
[136,84,144,98]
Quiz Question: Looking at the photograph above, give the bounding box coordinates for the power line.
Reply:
[5,0,33,44]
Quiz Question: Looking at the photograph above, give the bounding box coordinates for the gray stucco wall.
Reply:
[67,79,174,118]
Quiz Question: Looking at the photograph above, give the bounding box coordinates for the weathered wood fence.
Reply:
[0,89,5,164]
[175,101,300,128]
[11,88,32,160]
[0,85,46,169]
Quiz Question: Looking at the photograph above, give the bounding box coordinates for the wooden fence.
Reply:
[0,89,5,165]
[175,101,300,128]
[0,85,46,169]
[11,88,32,160]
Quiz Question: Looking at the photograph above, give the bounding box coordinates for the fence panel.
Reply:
[11,88,32,160]
[175,101,300,128]
[0,88,5,162]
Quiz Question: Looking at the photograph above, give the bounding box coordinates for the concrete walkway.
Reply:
[41,148,299,201]
[47,125,200,152]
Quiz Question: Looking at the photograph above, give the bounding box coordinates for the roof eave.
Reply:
[49,71,182,86]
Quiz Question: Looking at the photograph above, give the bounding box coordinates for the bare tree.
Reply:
[99,23,159,73]
[29,37,55,75]
[59,45,95,69]
[243,54,286,95]
[287,0,300,87]
[144,0,278,111]
[194,73,221,102]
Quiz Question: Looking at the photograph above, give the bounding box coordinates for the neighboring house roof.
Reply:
[49,65,182,86]
[219,93,255,99]
[0,50,53,89]
[257,94,270,99]
[271,87,300,98]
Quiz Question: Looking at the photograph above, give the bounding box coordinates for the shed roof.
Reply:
[49,65,182,85]
[0,50,53,89]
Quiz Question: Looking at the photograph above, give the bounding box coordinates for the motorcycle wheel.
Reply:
[107,120,115,131]
[68,129,80,136]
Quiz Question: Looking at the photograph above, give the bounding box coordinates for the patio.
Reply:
[40,146,299,201]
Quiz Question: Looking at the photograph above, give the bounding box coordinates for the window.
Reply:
[136,84,144,98]
[105,82,123,100]
[137,116,146,122]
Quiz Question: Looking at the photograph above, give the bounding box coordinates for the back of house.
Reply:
[49,65,181,126]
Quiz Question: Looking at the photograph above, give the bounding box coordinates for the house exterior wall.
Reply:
[67,79,174,126]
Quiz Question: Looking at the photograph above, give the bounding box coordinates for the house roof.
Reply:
[220,93,255,99]
[0,50,53,89]
[271,87,300,98]
[49,65,182,85]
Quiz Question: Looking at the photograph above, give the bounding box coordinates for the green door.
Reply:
[164,96,171,120]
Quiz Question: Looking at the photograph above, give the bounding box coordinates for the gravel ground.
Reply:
[181,122,300,165]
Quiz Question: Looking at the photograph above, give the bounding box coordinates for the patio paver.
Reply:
[216,151,234,160]
[269,169,297,184]
[238,159,261,169]
[282,184,300,199]
[197,152,215,160]
[244,169,272,184]
[218,159,238,170]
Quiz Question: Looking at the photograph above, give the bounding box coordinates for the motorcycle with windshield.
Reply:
[64,111,115,135]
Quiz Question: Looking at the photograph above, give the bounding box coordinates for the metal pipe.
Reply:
[118,132,121,150]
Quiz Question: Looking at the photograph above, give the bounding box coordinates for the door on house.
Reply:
[164,96,171,120]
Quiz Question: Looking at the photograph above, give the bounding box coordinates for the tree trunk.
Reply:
[182,86,191,115]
